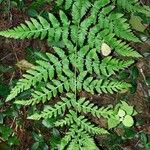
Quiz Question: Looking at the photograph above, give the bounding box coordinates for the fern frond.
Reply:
[72,0,91,24]
[60,126,99,150]
[98,13,139,42]
[14,76,75,105]
[81,136,98,150]
[76,116,107,135]
[77,4,139,47]
[84,50,134,77]
[71,0,111,46]
[115,0,150,17]
[6,47,75,102]
[88,27,141,58]
[107,36,142,57]
[0,2,142,59]
[6,65,50,102]
[28,95,118,126]
[0,11,70,42]
[78,16,94,47]
[55,111,75,127]
[56,0,73,10]
[72,98,114,119]
[55,111,108,135]
[91,0,111,19]
[67,137,80,150]
[1,0,143,149]
[0,16,51,39]
[98,57,134,77]
[77,132,99,150]
[71,47,134,77]
[82,78,131,94]
[27,93,74,119]
[99,30,142,57]
[67,132,99,150]
[13,68,130,105]
[59,126,76,150]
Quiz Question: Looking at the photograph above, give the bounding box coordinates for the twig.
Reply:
[0,53,12,61]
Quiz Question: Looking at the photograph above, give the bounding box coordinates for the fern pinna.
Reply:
[0,0,149,149]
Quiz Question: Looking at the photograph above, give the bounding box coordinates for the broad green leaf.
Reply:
[122,115,134,127]
[108,116,120,129]
[31,142,40,150]
[118,109,126,117]
[120,101,134,115]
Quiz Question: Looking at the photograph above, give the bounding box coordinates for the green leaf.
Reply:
[48,130,61,149]
[118,109,126,117]
[8,136,20,146]
[0,125,12,140]
[0,114,3,124]
[118,71,130,80]
[0,84,9,98]
[124,128,136,139]
[27,9,38,17]
[120,101,134,115]
[140,132,148,145]
[122,115,134,127]
[108,116,120,129]
[31,142,40,150]
[130,81,137,94]
[145,76,150,86]
[52,128,60,137]
[131,66,139,80]
[42,118,55,128]
[32,133,44,142]
[130,15,147,32]
[0,0,4,3]
[146,143,150,150]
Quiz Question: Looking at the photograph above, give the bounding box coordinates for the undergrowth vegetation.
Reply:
[0,0,150,149]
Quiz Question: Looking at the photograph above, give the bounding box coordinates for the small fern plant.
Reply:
[0,0,149,149]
